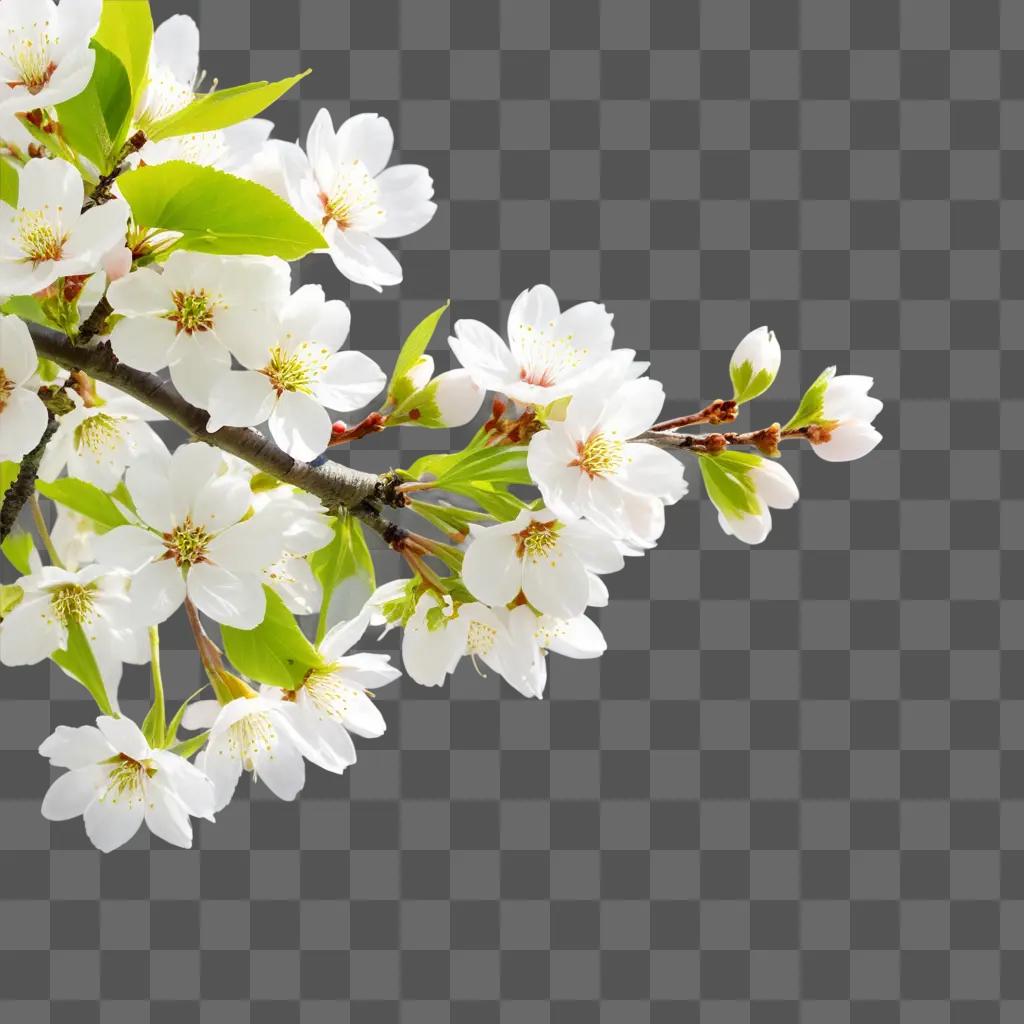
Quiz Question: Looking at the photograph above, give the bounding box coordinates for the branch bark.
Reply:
[637,423,814,457]
[28,322,406,535]
[0,411,58,544]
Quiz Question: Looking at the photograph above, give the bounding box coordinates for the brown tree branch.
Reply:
[27,322,407,543]
[652,399,738,432]
[0,411,58,544]
[637,422,817,457]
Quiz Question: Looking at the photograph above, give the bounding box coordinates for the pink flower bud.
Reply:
[102,245,133,282]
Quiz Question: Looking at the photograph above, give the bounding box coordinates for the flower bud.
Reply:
[432,369,485,427]
[102,245,133,282]
[406,354,435,392]
[730,326,781,404]
[812,419,882,463]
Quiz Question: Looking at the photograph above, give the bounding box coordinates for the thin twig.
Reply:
[652,399,738,432]
[637,422,816,457]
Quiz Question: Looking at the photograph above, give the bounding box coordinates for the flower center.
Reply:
[261,342,329,396]
[303,667,363,722]
[514,520,561,562]
[169,289,215,334]
[16,208,66,263]
[513,321,590,388]
[163,516,212,568]
[319,159,385,231]
[4,28,58,93]
[571,431,624,479]
[225,711,277,772]
[101,754,155,806]
[0,369,14,412]
[466,619,497,656]
[73,412,123,457]
[49,583,95,626]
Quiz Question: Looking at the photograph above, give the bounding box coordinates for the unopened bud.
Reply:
[102,245,132,282]
[433,369,485,427]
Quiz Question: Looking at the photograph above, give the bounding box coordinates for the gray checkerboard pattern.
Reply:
[0,0,1020,1018]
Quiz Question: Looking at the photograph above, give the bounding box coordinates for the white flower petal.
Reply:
[0,387,48,461]
[332,111,394,178]
[190,472,251,532]
[63,199,129,262]
[521,544,590,620]
[96,715,150,759]
[83,786,145,852]
[92,525,165,571]
[312,350,386,412]
[144,785,194,848]
[374,164,436,239]
[252,732,306,801]
[0,595,65,665]
[197,737,244,813]
[268,390,332,461]
[39,723,113,768]
[186,563,266,629]
[0,313,38,383]
[461,529,521,607]
[41,767,102,821]
[205,371,277,432]
[106,266,171,316]
[168,336,232,408]
[126,559,187,625]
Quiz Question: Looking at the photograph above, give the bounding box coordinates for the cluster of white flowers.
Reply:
[0,1,883,851]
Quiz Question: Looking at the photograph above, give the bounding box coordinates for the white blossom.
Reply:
[107,252,290,408]
[183,695,314,811]
[527,377,687,548]
[814,369,884,462]
[92,443,290,629]
[133,13,198,130]
[0,564,146,708]
[136,119,274,174]
[450,284,639,408]
[39,715,216,852]
[262,610,401,773]
[0,157,129,294]
[278,108,437,290]
[205,283,385,461]
[0,313,48,460]
[51,506,95,570]
[0,0,101,116]
[461,507,624,621]
[38,388,168,490]
[713,458,800,546]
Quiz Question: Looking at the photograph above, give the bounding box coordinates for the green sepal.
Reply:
[697,450,764,522]
[782,366,835,432]
[0,584,24,617]
[169,731,209,760]
[730,359,776,405]
[388,302,450,398]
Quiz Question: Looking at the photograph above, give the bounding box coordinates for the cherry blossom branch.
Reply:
[638,422,821,457]
[27,323,409,540]
[0,410,58,544]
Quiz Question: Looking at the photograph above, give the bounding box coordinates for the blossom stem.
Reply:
[147,626,167,746]
[638,422,817,458]
[327,411,388,446]
[29,493,64,568]
[183,598,234,704]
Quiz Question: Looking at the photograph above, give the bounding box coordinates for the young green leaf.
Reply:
[444,482,528,521]
[782,366,835,432]
[35,478,130,530]
[0,584,24,617]
[169,731,209,759]
[55,42,133,172]
[117,161,327,259]
[0,295,50,328]
[0,158,17,207]
[94,0,153,105]
[697,451,763,522]
[433,445,531,488]
[730,360,775,406]
[221,587,323,688]
[52,623,115,716]
[2,529,35,575]
[146,71,311,141]
[388,302,450,395]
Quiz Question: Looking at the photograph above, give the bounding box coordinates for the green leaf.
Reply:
[1,294,50,328]
[409,499,492,538]
[310,514,375,644]
[0,157,17,206]
[94,0,153,105]
[170,731,209,759]
[221,587,323,688]
[388,303,450,396]
[56,41,132,172]
[1,460,18,494]
[2,529,34,575]
[697,451,763,523]
[117,161,327,259]
[782,366,835,432]
[146,71,310,141]
[434,446,531,488]
[0,584,23,617]
[35,478,130,530]
[52,623,115,716]
[164,685,207,747]
[444,482,528,521]
[730,359,776,405]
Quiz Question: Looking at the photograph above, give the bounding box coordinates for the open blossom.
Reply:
[730,326,781,402]
[0,313,48,460]
[527,377,688,548]
[107,252,290,408]
[38,389,168,490]
[462,508,624,621]
[133,13,198,130]
[0,565,146,707]
[400,594,545,695]
[277,108,437,290]
[93,443,289,629]
[252,487,334,614]
[263,610,401,772]
[51,506,96,570]
[205,284,385,460]
[449,284,634,407]
[0,0,101,116]
[813,369,884,463]
[0,157,129,294]
[711,457,800,546]
[183,695,314,811]
[39,716,216,852]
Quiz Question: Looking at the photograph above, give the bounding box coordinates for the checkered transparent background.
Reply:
[1,0,1021,1019]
